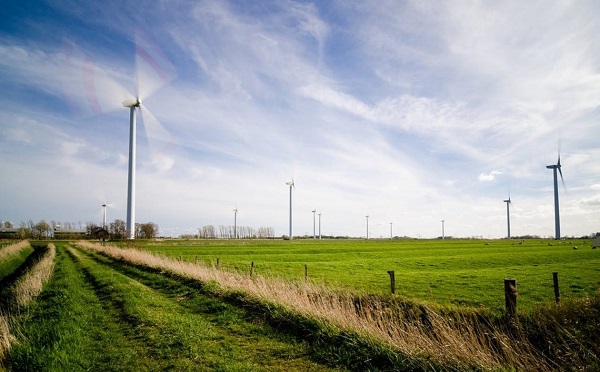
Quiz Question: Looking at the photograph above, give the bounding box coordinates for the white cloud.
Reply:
[478,170,503,182]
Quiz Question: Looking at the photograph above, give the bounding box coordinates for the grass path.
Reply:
[8,243,339,371]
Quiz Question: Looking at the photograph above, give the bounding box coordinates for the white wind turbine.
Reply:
[286,180,295,240]
[546,151,565,240]
[122,33,175,239]
[503,193,511,239]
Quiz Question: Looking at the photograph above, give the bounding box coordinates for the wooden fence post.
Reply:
[250,261,254,277]
[553,272,560,304]
[216,258,220,268]
[387,270,396,294]
[304,264,308,283]
[504,278,518,322]
[194,256,198,264]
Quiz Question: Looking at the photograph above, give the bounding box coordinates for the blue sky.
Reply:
[1,0,599,238]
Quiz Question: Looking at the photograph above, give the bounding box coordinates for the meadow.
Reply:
[1,239,598,370]
[137,238,600,314]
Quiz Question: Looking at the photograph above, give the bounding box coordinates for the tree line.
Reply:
[87,219,159,240]
[0,219,159,240]
[197,225,275,239]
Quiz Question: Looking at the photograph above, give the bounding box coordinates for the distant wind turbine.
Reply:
[98,201,115,229]
[503,195,511,239]
[286,180,295,240]
[233,207,238,239]
[546,153,565,240]
[312,209,316,239]
[318,212,322,239]
[441,220,445,239]
[102,203,107,229]
[365,215,369,239]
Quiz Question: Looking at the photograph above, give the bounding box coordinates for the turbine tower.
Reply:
[546,155,565,240]
[503,197,511,239]
[318,212,322,239]
[312,209,316,239]
[441,220,445,239]
[123,98,141,239]
[286,180,295,240]
[365,215,369,239]
[102,203,107,229]
[233,207,238,239]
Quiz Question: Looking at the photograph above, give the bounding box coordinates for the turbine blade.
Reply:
[139,105,177,172]
[558,166,566,191]
[61,40,131,116]
[135,31,176,100]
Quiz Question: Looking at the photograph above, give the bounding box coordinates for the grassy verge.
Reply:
[0,241,33,284]
[0,243,55,367]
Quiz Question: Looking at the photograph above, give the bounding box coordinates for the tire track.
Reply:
[64,247,171,370]
[71,245,339,371]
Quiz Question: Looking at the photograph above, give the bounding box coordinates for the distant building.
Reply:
[593,236,600,249]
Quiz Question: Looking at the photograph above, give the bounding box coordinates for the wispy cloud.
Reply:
[1,0,598,238]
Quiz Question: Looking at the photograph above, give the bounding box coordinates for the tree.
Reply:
[109,219,126,240]
[199,225,216,239]
[33,220,52,239]
[86,222,99,236]
[3,221,13,229]
[138,222,158,239]
[16,226,31,239]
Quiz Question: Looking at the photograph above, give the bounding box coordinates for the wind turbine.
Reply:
[312,209,316,239]
[546,153,565,240]
[286,180,295,240]
[102,203,107,229]
[503,195,511,239]
[365,215,369,239]
[233,207,238,239]
[122,33,175,239]
[441,220,445,239]
[318,212,322,239]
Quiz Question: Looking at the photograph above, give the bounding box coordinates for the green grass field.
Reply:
[3,240,598,370]
[137,238,600,313]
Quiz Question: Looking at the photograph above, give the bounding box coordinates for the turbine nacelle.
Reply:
[122,98,141,108]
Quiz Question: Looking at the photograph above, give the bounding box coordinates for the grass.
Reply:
[0,248,34,285]
[132,238,600,313]
[7,243,338,371]
[0,242,55,365]
[4,239,598,370]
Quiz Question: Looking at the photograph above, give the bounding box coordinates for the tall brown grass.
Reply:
[10,243,56,308]
[77,241,549,370]
[0,240,30,261]
[0,313,15,362]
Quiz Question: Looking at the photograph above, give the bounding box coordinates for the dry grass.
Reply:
[0,313,16,362]
[77,241,549,370]
[0,240,30,261]
[0,243,55,364]
[9,244,56,308]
